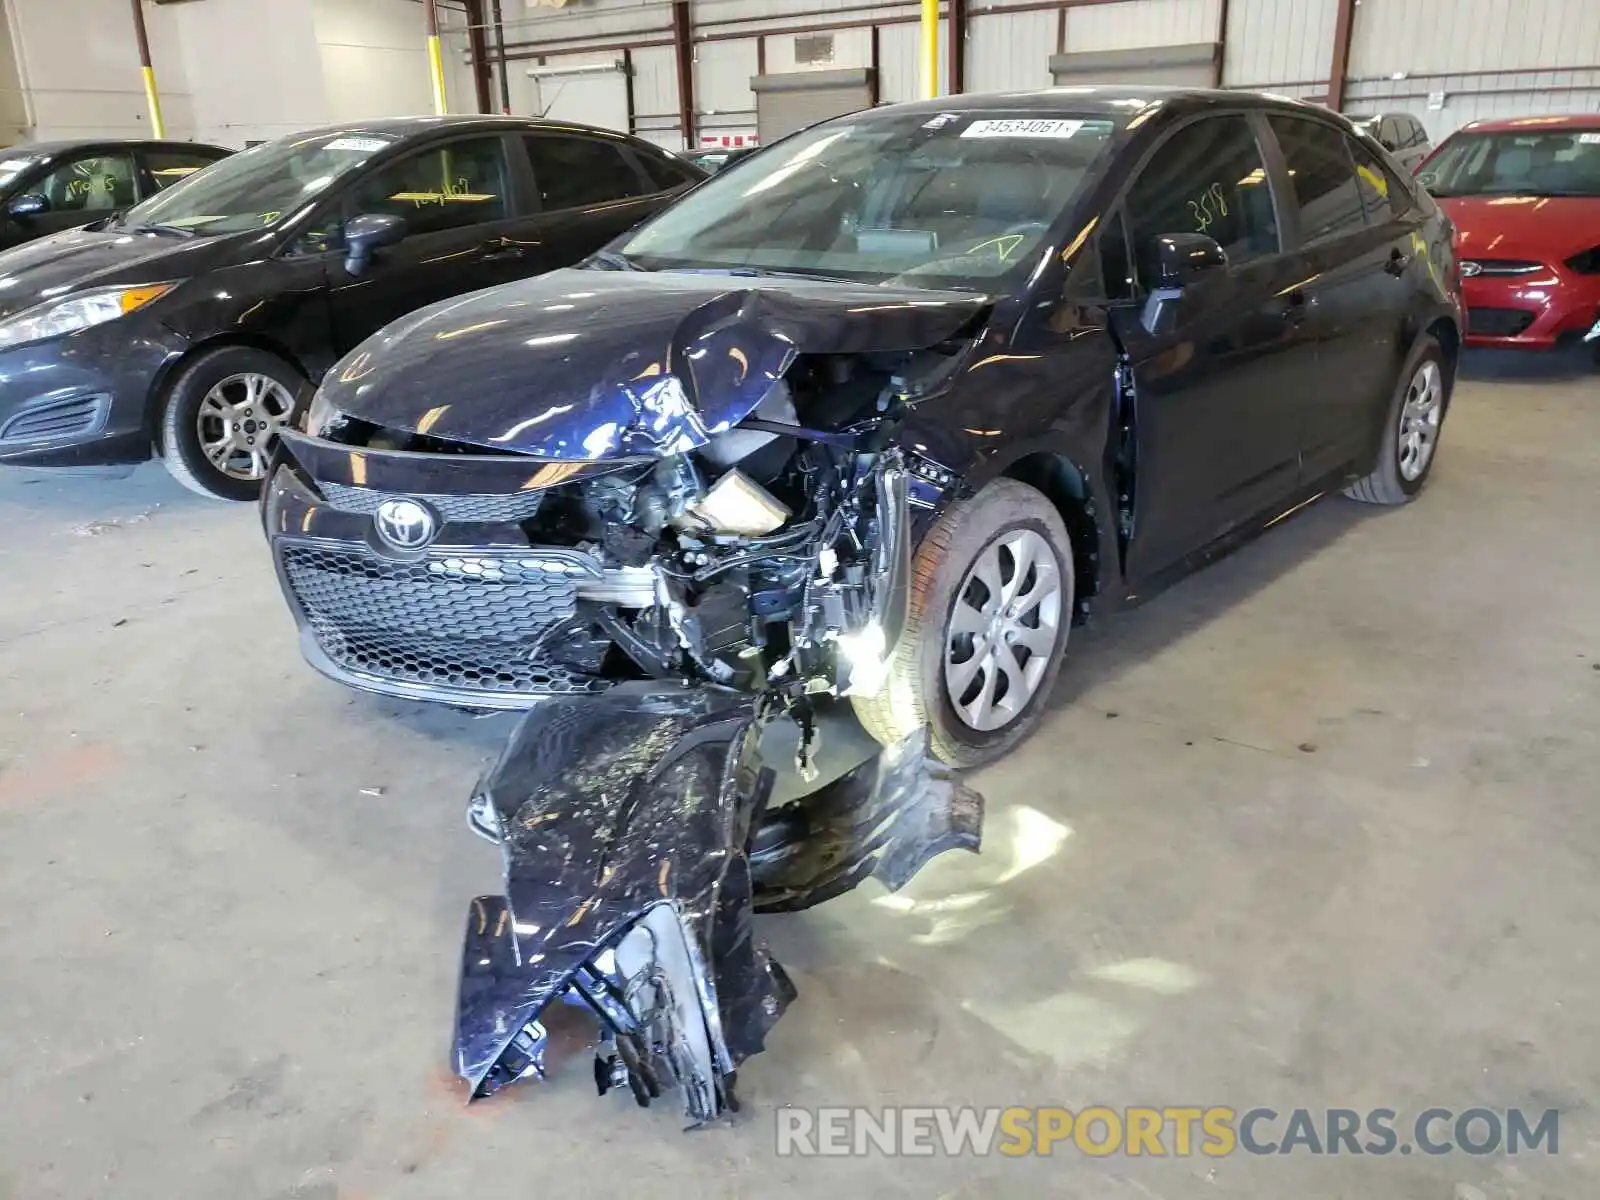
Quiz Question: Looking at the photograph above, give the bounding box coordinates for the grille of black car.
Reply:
[318,482,546,524]
[279,541,609,697]
[1467,307,1537,337]
[0,395,107,445]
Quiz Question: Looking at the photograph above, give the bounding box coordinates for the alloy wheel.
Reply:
[195,373,296,482]
[943,528,1063,733]
[1397,359,1443,482]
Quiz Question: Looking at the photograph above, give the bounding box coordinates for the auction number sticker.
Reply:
[1579,132,1600,144]
[324,136,394,153]
[962,119,1085,139]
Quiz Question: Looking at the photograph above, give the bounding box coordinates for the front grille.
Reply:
[319,482,546,524]
[0,394,107,445]
[280,541,610,697]
[1467,307,1537,337]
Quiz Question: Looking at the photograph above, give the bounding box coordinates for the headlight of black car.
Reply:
[0,282,175,352]
[302,388,344,435]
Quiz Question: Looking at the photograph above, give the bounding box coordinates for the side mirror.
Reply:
[1139,233,1227,335]
[342,213,406,276]
[8,192,48,218]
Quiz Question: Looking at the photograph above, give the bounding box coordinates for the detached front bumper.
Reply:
[1462,268,1600,349]
[0,318,184,467]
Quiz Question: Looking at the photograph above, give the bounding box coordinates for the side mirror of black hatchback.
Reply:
[343,213,406,276]
[1140,232,1227,334]
[7,192,48,218]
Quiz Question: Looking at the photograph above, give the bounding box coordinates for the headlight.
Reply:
[0,283,176,352]
[302,387,343,435]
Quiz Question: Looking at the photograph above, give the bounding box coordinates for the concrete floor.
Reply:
[2,349,1598,1199]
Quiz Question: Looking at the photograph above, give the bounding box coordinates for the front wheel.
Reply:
[852,479,1074,768]
[158,346,308,501]
[1344,335,1449,505]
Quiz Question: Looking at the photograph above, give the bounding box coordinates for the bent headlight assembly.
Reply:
[302,387,343,435]
[0,283,176,352]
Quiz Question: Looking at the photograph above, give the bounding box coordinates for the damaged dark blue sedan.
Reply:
[264,87,1462,1120]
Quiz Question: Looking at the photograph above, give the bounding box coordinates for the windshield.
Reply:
[114,131,400,235]
[0,153,42,190]
[1420,129,1600,198]
[618,111,1118,288]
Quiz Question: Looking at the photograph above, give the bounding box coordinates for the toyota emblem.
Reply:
[374,498,439,551]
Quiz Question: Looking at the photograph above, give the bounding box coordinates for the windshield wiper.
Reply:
[587,248,646,271]
[121,222,199,239]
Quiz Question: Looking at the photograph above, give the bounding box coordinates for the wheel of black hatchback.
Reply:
[1344,334,1450,506]
[852,479,1074,769]
[157,346,309,501]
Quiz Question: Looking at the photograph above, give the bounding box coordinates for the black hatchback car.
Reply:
[0,139,233,249]
[0,116,702,498]
[267,88,1461,764]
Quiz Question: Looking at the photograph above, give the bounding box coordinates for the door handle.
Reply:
[1385,248,1410,277]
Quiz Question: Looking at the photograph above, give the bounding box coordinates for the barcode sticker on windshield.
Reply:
[324,136,392,153]
[962,119,1085,139]
[1579,132,1600,144]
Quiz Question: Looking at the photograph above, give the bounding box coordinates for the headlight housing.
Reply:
[302,387,343,435]
[0,283,175,352]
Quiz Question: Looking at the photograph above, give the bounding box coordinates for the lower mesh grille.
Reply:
[1467,307,1536,337]
[280,541,610,697]
[0,395,107,444]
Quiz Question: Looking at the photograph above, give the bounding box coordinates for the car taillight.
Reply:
[1566,247,1600,275]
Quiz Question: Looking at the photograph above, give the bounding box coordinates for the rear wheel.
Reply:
[1345,335,1448,506]
[852,479,1074,768]
[158,346,307,501]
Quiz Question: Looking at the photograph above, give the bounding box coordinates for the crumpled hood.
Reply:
[0,225,237,320]
[1439,195,1600,264]
[320,267,989,459]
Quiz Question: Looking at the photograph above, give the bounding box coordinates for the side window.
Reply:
[633,147,702,191]
[348,136,510,236]
[1125,115,1280,284]
[522,135,648,209]
[141,150,225,193]
[1348,135,1412,221]
[1378,117,1401,150]
[1267,116,1367,243]
[36,152,138,212]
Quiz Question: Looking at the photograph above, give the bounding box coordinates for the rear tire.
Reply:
[852,479,1074,769]
[1344,334,1449,506]
[158,346,308,502]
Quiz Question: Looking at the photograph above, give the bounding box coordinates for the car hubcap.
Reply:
[944,529,1063,733]
[196,373,295,482]
[1397,360,1443,482]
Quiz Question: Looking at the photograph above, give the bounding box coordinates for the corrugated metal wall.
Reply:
[441,0,1600,149]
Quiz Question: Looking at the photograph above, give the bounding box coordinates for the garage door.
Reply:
[1049,43,1221,88]
[531,68,631,137]
[752,69,875,143]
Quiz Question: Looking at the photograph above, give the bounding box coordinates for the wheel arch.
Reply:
[144,333,315,452]
[996,450,1102,622]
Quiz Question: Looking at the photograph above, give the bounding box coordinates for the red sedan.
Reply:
[1418,115,1600,358]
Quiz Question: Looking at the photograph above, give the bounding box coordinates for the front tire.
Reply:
[158,346,307,501]
[852,479,1074,768]
[1344,335,1449,505]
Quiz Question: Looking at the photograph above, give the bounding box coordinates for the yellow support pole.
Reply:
[129,0,166,138]
[425,0,449,115]
[920,0,940,100]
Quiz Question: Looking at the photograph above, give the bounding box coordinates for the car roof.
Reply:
[851,85,1334,123]
[1,137,231,159]
[277,114,648,144]
[1457,113,1600,134]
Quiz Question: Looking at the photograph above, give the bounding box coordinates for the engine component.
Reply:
[683,469,791,536]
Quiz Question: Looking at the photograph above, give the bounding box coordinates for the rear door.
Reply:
[1115,112,1312,580]
[516,132,673,273]
[1264,114,1406,479]
[327,133,531,352]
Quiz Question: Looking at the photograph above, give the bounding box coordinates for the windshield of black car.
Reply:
[618,112,1119,287]
[0,153,42,191]
[1419,129,1600,197]
[114,132,400,235]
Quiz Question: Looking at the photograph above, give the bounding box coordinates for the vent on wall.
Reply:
[794,34,835,66]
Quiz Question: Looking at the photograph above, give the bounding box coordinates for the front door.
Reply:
[1115,113,1313,582]
[515,131,674,274]
[327,134,534,354]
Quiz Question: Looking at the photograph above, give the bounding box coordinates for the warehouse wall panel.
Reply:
[878,21,949,104]
[315,0,441,123]
[1063,0,1221,54]
[1222,0,1335,90]
[763,27,872,74]
[1349,0,1600,78]
[967,11,1057,95]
